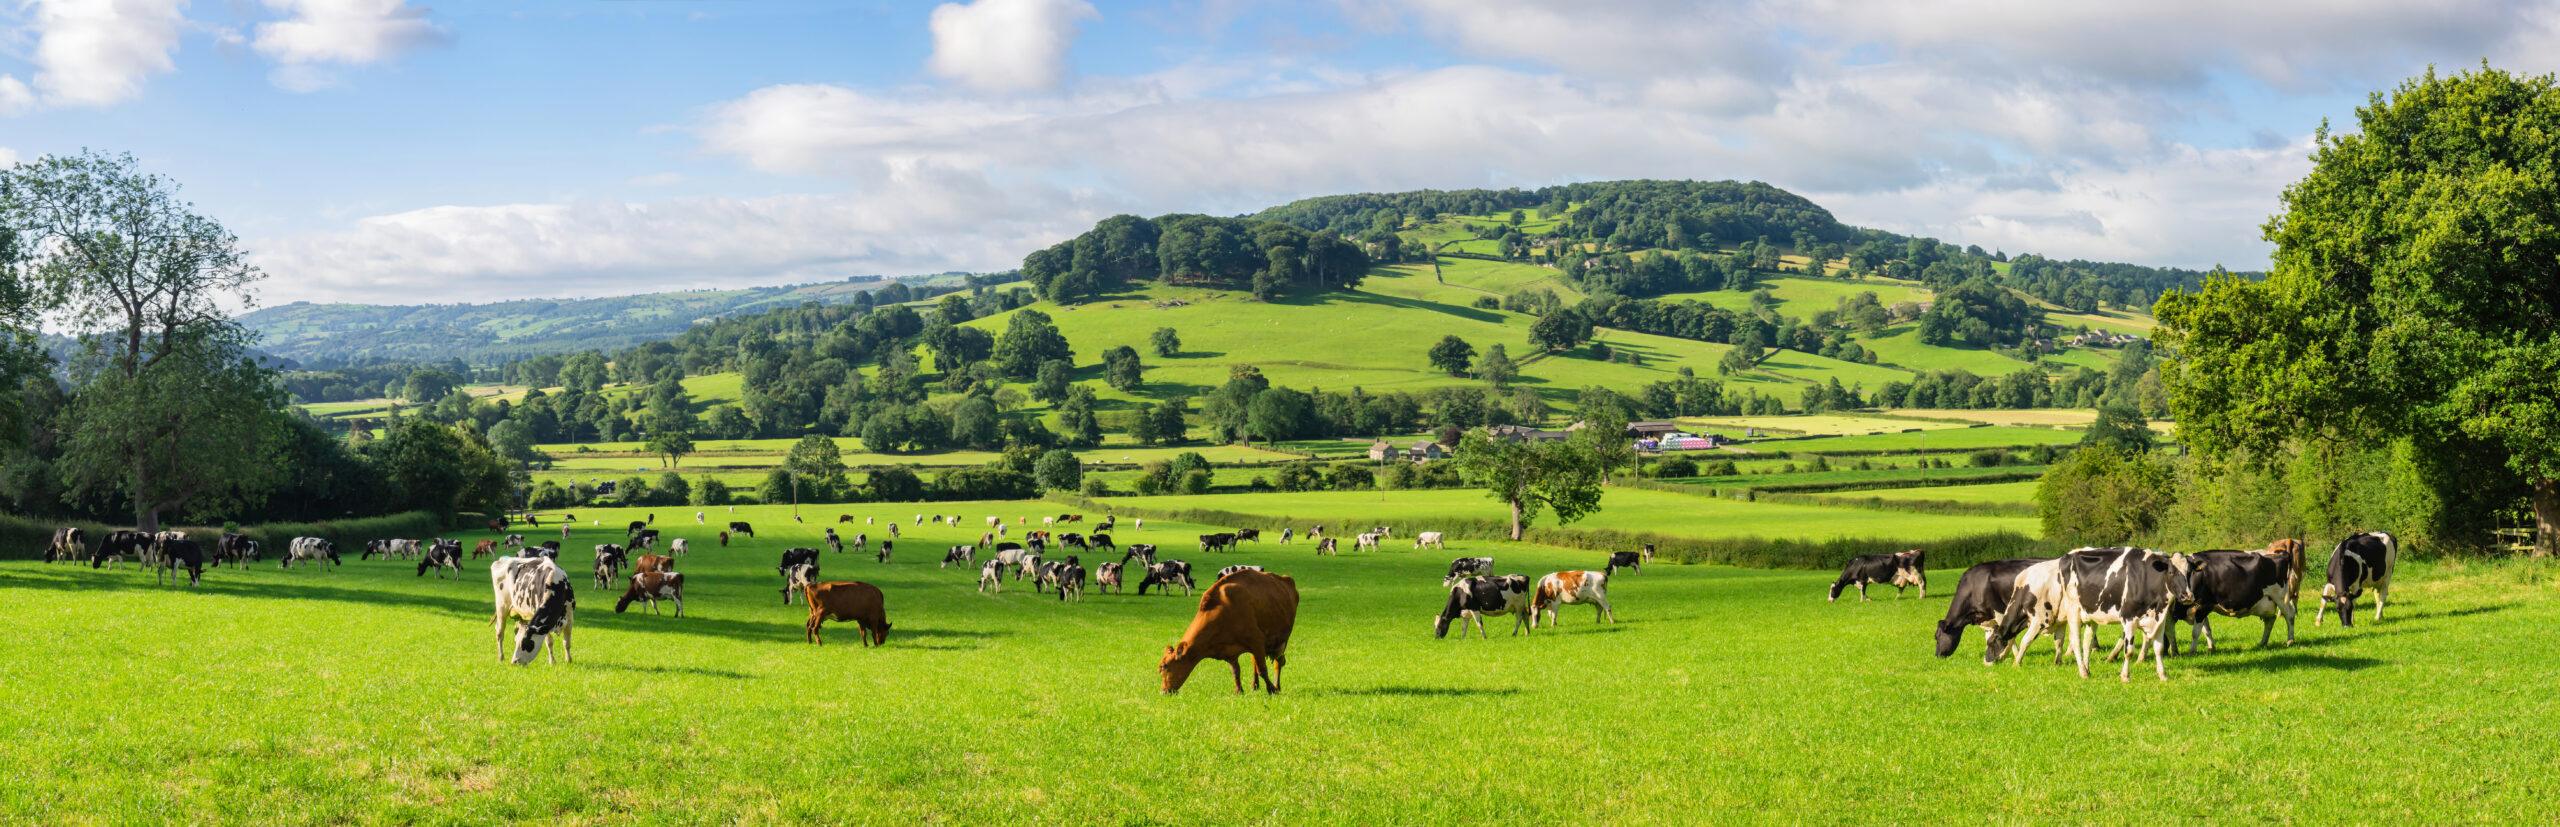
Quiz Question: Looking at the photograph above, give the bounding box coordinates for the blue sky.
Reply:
[3,0,2554,304]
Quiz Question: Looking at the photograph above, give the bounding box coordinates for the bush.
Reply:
[1650,455,1699,478]
[1969,449,2011,468]
[1470,295,1499,310]
[1081,479,1112,497]
[655,472,691,506]
[2036,446,2174,546]
[690,477,730,507]
[1176,469,1213,495]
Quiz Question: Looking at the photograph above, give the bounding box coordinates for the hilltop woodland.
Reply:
[22,100,2560,558]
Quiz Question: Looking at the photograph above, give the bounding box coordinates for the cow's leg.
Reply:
[2374,582,2388,622]
[1858,582,1870,602]
[808,618,823,645]
[2313,596,2326,627]
[1597,598,1613,624]
[1227,658,1246,693]
[2279,597,2297,645]
[494,613,508,663]
[2071,619,2092,679]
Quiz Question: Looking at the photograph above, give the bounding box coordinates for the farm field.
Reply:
[1119,485,2043,542]
[1680,413,1971,436]
[1654,274,1931,312]
[1659,464,2044,492]
[537,437,1301,468]
[5,501,2555,822]
[1809,479,2042,505]
[1743,426,2084,454]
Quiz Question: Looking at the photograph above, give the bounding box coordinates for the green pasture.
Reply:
[1808,479,2042,505]
[4,499,2550,822]
[1745,426,2083,454]
[1681,413,1970,436]
[1120,485,2041,541]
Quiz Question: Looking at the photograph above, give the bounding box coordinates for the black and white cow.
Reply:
[1829,549,1926,601]
[1089,533,1115,552]
[1444,556,1494,587]
[45,527,86,564]
[217,533,258,567]
[491,556,574,665]
[1138,560,1195,596]
[156,538,205,587]
[942,545,975,568]
[95,530,152,569]
[629,528,660,549]
[777,548,822,603]
[1121,544,1157,568]
[525,540,562,560]
[1096,561,1125,593]
[1054,561,1085,602]
[1234,528,1261,543]
[1936,558,2051,661]
[1198,533,1236,553]
[282,536,338,570]
[2167,550,2296,652]
[728,521,756,538]
[875,539,892,564]
[419,539,464,578]
[2316,532,2397,628]
[782,563,818,604]
[1434,574,1534,639]
[1606,551,1642,575]
[976,558,1006,594]
[2054,547,2193,681]
[1216,564,1264,579]
[592,544,628,590]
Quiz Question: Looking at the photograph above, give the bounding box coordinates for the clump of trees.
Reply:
[1023,213,1370,303]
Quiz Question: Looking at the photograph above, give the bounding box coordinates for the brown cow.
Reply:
[2261,539,2306,602]
[472,539,498,560]
[1159,570,1298,694]
[635,554,674,574]
[804,581,891,646]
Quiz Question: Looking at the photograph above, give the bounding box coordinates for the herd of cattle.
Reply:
[35,511,2406,689]
[1893,533,2396,681]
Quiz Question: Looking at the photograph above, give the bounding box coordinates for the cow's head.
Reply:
[1159,645,1199,694]
[512,580,574,665]
[1934,618,1967,658]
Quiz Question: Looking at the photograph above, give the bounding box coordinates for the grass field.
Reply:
[6,499,2553,822]
[1660,464,2044,492]
[1744,426,2084,454]
[1654,275,1929,313]
[1121,486,2042,541]
[1809,479,2042,505]
[1680,413,1971,436]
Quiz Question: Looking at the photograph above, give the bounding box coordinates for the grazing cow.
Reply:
[1315,537,1338,556]
[1139,561,1196,596]
[1097,561,1125,594]
[803,581,891,646]
[1829,550,1927,601]
[782,563,818,604]
[1606,551,1643,575]
[634,554,674,575]
[698,512,707,524]
[2052,547,2193,681]
[1060,533,1089,551]
[144,530,185,567]
[1159,570,1298,694]
[491,556,575,665]
[2262,539,2306,602]
[1281,527,1294,544]
[1354,532,1382,553]
[1055,562,1086,602]
[282,537,338,570]
[472,540,498,560]
[93,530,152,568]
[419,541,464,579]
[1121,544,1157,567]
[993,545,1035,580]
[838,514,855,524]
[1234,528,1261,543]
[824,530,843,555]
[728,521,755,538]
[626,520,647,534]
[630,529,660,549]
[1017,554,1047,584]
[1435,574,1535,639]
[2167,550,2296,652]
[986,516,1001,527]
[1532,570,1615,628]
[46,526,87,564]
[876,540,893,564]
[942,545,975,568]
[1217,564,1265,580]
[719,531,731,547]
[615,571,686,617]
[1414,531,1446,550]
[1641,543,1656,564]
[592,544,628,589]
[156,538,205,587]
[1936,558,2051,661]
[1090,533,1115,552]
[668,538,688,557]
[887,523,901,539]
[530,540,562,559]
[1199,533,1237,553]
[561,526,572,541]
[777,548,822,603]
[1444,556,1494,587]
[2317,532,2398,628]
[216,534,259,567]
[977,559,1006,594]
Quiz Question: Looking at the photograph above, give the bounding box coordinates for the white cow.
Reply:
[668,538,689,557]
[1354,532,1382,553]
[1413,531,1447,550]
[977,559,1005,594]
[283,537,337,570]
[491,557,575,665]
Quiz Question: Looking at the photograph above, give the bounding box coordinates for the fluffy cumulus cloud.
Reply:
[4,0,187,109]
[252,0,449,92]
[926,0,1097,94]
[256,0,2560,299]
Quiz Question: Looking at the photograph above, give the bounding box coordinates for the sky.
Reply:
[3,0,2556,306]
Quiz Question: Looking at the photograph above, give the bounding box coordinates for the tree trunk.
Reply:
[2532,477,2560,559]
[1507,487,1525,541]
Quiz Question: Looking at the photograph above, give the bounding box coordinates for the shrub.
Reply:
[1651,455,1699,478]
[1969,449,2011,468]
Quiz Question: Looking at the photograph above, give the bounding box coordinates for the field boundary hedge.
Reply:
[1044,491,2042,570]
[1,511,445,562]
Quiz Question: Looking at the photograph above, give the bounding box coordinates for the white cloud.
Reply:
[0,147,19,167]
[926,0,1097,94]
[252,0,448,92]
[250,168,1111,303]
[20,0,187,108]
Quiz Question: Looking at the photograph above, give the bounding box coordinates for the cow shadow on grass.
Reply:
[583,662,754,680]
[1306,686,1524,698]
[2188,651,2387,674]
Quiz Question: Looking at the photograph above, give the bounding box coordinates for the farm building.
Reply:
[1366,440,1395,461]
[1626,421,1682,439]
[1407,441,1447,462]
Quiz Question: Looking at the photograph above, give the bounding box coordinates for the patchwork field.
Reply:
[1119,486,2043,542]
[1742,426,2084,454]
[1680,413,1971,436]
[5,500,2553,822]
[1809,479,2042,505]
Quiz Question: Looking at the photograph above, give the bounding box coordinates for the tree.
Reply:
[2034,446,2174,546]
[1152,327,1181,357]
[868,466,924,501]
[1479,343,1518,389]
[783,434,850,497]
[401,368,463,403]
[2156,67,2560,553]
[10,152,284,530]
[1247,387,1316,443]
[647,430,696,469]
[922,323,994,373]
[1035,449,1083,491]
[994,309,1073,379]
[1103,345,1144,391]
[487,420,542,466]
[2082,402,2154,454]
[1528,308,1593,352]
[1452,429,1605,540]
[1153,397,1189,443]
[1428,335,1476,377]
